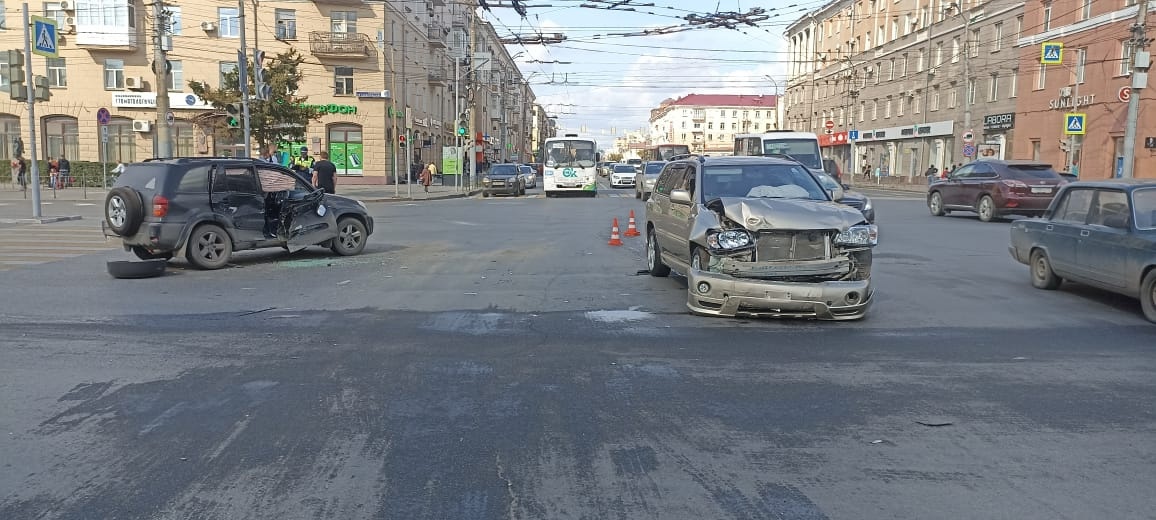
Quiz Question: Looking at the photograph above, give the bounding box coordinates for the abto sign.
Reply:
[983,113,1015,131]
[562,168,577,177]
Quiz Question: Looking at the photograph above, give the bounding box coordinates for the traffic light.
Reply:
[225,103,241,128]
[253,50,271,101]
[33,75,50,101]
[6,50,26,101]
[457,123,467,136]
[398,134,407,147]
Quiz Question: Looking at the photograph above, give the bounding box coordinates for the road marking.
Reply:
[75,203,96,206]
[0,223,116,271]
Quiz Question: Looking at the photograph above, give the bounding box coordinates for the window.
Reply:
[888,58,895,80]
[1043,2,1052,31]
[334,66,353,96]
[0,117,20,161]
[1015,16,1023,39]
[754,111,760,118]
[46,58,66,87]
[1031,139,1041,160]
[1074,48,1087,83]
[731,122,737,130]
[858,101,865,122]
[897,96,905,116]
[218,7,239,38]
[885,98,892,118]
[871,100,878,120]
[993,23,1003,52]
[275,9,297,40]
[219,61,237,89]
[707,122,714,130]
[967,78,976,104]
[918,49,925,72]
[1010,69,1018,98]
[43,116,78,161]
[914,93,921,114]
[935,42,943,67]
[1121,40,1133,76]
[166,6,181,35]
[76,0,136,28]
[874,62,881,84]
[331,11,357,33]
[901,54,908,77]
[951,37,960,63]
[108,119,136,163]
[950,86,958,108]
[43,2,68,26]
[719,110,725,117]
[931,88,940,111]
[1081,0,1093,20]
[970,29,980,57]
[104,59,124,89]
[732,110,738,117]
[172,122,194,157]
[988,74,999,101]
[0,60,9,93]
[1036,63,1047,90]
[1053,189,1093,224]
[168,60,183,91]
[1090,190,1130,228]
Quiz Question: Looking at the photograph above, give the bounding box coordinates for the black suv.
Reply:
[102,158,374,269]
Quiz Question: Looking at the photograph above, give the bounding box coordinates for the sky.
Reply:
[481,0,830,148]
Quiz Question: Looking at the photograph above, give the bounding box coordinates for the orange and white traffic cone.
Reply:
[624,210,641,237]
[608,218,624,246]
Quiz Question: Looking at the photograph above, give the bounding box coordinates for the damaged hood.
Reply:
[713,197,866,231]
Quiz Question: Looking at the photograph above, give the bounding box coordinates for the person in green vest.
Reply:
[290,146,314,177]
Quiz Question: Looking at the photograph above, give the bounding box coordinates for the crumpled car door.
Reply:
[280,189,339,251]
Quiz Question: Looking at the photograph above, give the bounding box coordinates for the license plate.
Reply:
[1031,187,1052,194]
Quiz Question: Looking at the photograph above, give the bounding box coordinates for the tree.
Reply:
[605,152,623,162]
[189,48,321,153]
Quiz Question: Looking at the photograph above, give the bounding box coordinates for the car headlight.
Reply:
[706,229,753,251]
[482,176,491,185]
[835,224,879,247]
[862,197,872,211]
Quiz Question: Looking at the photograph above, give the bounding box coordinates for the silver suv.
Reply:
[644,156,877,320]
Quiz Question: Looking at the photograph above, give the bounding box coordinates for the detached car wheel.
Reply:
[1029,249,1062,290]
[647,229,670,277]
[106,259,167,279]
[331,217,368,256]
[104,187,143,236]
[186,223,233,270]
[1140,269,1156,323]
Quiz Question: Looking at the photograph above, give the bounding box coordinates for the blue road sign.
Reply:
[1064,113,1086,135]
[96,107,111,125]
[962,144,976,157]
[31,16,58,58]
[848,130,860,140]
[1041,42,1063,65]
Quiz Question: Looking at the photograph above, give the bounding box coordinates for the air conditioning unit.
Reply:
[1059,86,1072,97]
[58,0,74,10]
[64,16,76,26]
[132,120,151,132]
[201,21,217,32]
[125,76,144,90]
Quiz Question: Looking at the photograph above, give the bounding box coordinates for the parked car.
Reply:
[482,163,526,197]
[928,160,1066,221]
[102,158,373,270]
[1009,180,1156,323]
[814,171,875,223]
[610,164,637,188]
[519,164,537,189]
[645,155,877,320]
[635,161,667,200]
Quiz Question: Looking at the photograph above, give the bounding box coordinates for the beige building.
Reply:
[648,94,779,156]
[785,0,1024,178]
[0,0,535,184]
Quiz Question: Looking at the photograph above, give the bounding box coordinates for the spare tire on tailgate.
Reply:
[105,187,143,236]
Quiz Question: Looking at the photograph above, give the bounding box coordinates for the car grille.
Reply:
[755,231,831,261]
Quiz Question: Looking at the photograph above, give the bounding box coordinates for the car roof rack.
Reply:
[666,153,706,163]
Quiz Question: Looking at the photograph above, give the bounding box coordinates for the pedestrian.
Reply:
[311,151,337,194]
[259,145,277,163]
[924,164,938,184]
[13,156,27,189]
[58,155,71,188]
[420,162,434,193]
[291,146,314,178]
[48,158,60,189]
[862,164,871,180]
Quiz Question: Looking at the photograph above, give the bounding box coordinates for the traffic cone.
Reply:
[608,218,624,246]
[624,210,641,237]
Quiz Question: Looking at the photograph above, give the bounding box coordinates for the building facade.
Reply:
[1013,0,1156,179]
[785,0,1024,178]
[0,0,536,184]
[648,94,779,156]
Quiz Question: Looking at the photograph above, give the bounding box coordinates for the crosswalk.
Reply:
[0,221,117,271]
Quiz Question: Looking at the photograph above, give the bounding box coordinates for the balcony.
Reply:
[692,110,706,121]
[309,31,372,58]
[428,67,449,85]
[428,23,446,48]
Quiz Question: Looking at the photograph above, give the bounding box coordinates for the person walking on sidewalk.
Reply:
[12,156,27,190]
[58,155,71,188]
[420,162,435,193]
[312,151,337,194]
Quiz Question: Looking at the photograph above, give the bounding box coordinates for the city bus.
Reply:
[647,143,691,161]
[733,132,825,173]
[542,134,600,197]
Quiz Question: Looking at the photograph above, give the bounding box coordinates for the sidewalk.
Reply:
[0,182,479,203]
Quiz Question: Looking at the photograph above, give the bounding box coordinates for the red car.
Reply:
[927,160,1067,222]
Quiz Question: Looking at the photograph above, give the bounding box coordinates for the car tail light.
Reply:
[152,194,169,217]
[1001,179,1028,188]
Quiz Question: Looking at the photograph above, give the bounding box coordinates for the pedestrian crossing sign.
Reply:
[1041,42,1063,65]
[1064,113,1086,135]
[31,16,58,58]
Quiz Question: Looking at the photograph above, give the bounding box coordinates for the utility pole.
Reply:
[959,2,974,163]
[1121,0,1150,178]
[467,0,478,184]
[237,0,252,157]
[402,18,410,198]
[153,1,172,158]
[21,4,42,217]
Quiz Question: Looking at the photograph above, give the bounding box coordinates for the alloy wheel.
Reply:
[338,222,362,251]
[107,196,126,228]
[196,231,226,262]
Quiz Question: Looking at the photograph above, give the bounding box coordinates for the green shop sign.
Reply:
[298,103,357,115]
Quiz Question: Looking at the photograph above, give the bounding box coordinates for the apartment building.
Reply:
[648,94,780,156]
[785,0,1024,178]
[1013,0,1156,179]
[0,0,534,184]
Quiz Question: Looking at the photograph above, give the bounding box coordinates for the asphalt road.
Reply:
[2,184,1155,519]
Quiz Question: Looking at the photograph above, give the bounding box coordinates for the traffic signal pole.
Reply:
[237,0,253,157]
[153,0,172,159]
[21,4,42,218]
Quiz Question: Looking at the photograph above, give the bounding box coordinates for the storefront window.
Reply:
[43,116,79,161]
[328,123,363,175]
[172,121,194,156]
[0,115,20,161]
[107,118,135,163]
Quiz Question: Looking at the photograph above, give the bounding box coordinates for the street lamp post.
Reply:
[764,75,781,129]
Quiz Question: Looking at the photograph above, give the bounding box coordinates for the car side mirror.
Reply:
[670,189,692,205]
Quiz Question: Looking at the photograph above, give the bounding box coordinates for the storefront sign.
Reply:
[855,120,954,143]
[387,106,405,118]
[112,92,212,110]
[355,90,391,99]
[298,103,358,115]
[819,131,849,147]
[1048,94,1096,111]
[983,113,1015,131]
[414,117,429,127]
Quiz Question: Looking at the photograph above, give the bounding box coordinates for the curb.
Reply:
[0,215,83,224]
[357,190,481,203]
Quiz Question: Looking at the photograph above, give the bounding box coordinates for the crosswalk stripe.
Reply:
[0,222,115,271]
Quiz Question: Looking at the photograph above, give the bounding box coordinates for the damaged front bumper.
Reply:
[685,261,872,320]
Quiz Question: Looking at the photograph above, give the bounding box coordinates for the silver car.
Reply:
[635,161,666,200]
[645,156,877,320]
[1009,180,1156,323]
